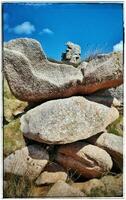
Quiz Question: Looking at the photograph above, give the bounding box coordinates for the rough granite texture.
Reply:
[4,38,123,102]
[61,41,81,64]
[46,180,85,197]
[87,132,123,170]
[86,84,123,107]
[4,145,49,180]
[35,171,67,185]
[55,141,113,178]
[20,96,119,144]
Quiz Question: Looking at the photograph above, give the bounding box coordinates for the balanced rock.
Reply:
[4,145,49,180]
[4,38,123,102]
[87,132,123,170]
[20,96,119,144]
[55,141,113,178]
[46,180,85,197]
[61,41,81,64]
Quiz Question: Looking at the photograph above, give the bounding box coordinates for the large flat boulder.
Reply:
[55,141,113,178]
[87,132,123,170]
[4,38,123,102]
[4,145,49,180]
[20,96,119,144]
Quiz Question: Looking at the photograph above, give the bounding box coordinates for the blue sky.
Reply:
[3,3,123,60]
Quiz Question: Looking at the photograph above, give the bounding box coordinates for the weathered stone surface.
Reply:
[4,145,49,180]
[4,118,26,157]
[79,51,123,94]
[85,53,112,63]
[46,180,85,197]
[35,162,67,185]
[55,141,113,178]
[107,85,123,103]
[85,85,123,107]
[4,38,123,102]
[36,171,67,185]
[71,179,105,196]
[20,96,119,144]
[87,132,123,170]
[107,85,123,104]
[61,41,81,64]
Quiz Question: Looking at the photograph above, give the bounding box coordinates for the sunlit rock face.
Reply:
[87,132,123,170]
[20,96,119,144]
[4,38,123,102]
[55,141,113,178]
[4,145,49,180]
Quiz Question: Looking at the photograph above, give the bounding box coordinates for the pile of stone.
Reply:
[61,41,81,64]
[3,38,123,197]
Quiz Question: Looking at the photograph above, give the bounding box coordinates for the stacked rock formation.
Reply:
[61,41,81,64]
[4,39,123,102]
[4,38,123,197]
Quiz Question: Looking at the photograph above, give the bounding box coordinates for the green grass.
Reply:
[107,115,123,136]
[4,175,33,198]
[4,78,15,100]
[4,175,50,198]
[4,118,26,157]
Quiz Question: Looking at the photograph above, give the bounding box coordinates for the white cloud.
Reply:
[40,28,54,35]
[113,41,123,52]
[11,21,35,35]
